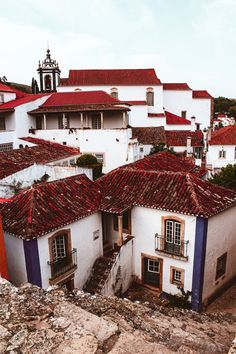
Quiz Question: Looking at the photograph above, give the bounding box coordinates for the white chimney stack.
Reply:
[186,136,193,157]
[191,116,196,132]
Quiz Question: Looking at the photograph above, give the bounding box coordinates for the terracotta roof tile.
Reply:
[132,127,166,145]
[166,130,203,147]
[165,111,191,125]
[97,168,236,217]
[209,126,236,145]
[122,151,207,177]
[60,69,161,86]
[0,174,101,239]
[163,83,191,90]
[148,113,165,117]
[0,94,47,112]
[0,137,80,179]
[192,90,212,99]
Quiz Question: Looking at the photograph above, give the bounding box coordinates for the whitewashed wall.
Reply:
[0,92,16,103]
[4,233,27,286]
[202,206,236,303]
[38,212,103,289]
[0,163,92,198]
[206,145,236,171]
[132,207,196,295]
[58,84,164,113]
[163,90,211,129]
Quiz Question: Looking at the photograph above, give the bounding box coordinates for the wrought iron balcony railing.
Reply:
[155,234,189,258]
[48,248,77,279]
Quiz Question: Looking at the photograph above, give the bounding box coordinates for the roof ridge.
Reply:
[185,174,205,215]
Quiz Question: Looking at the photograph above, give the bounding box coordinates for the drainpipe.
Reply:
[0,214,9,280]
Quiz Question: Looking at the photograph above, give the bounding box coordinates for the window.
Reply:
[0,142,13,152]
[170,266,184,286]
[140,147,144,153]
[113,210,131,233]
[0,117,6,130]
[164,219,182,256]
[93,230,100,240]
[110,87,118,99]
[58,115,70,129]
[52,235,67,261]
[219,149,226,159]
[92,114,101,129]
[181,111,187,119]
[0,94,4,104]
[36,116,43,130]
[216,253,227,280]
[146,87,154,106]
[44,74,51,90]
[95,153,104,164]
[148,259,160,273]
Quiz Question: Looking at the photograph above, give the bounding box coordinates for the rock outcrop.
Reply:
[0,278,235,353]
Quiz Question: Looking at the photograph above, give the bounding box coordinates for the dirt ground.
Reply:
[206,283,236,315]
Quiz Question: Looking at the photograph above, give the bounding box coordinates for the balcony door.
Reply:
[165,220,181,255]
[92,114,101,129]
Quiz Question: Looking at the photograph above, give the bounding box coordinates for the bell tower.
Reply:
[37,48,61,93]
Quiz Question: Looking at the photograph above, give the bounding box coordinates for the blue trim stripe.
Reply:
[191,217,208,311]
[23,239,42,287]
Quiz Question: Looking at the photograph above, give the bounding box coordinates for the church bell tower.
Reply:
[37,48,61,93]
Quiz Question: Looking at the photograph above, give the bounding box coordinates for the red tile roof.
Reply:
[0,94,47,113]
[148,113,165,118]
[192,90,212,99]
[60,69,161,86]
[166,130,203,147]
[209,126,236,145]
[0,174,101,239]
[0,137,80,179]
[132,127,166,145]
[122,151,207,177]
[165,111,191,125]
[163,83,191,90]
[29,91,130,114]
[0,83,28,98]
[97,168,236,217]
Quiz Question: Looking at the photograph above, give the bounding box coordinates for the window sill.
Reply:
[155,249,188,262]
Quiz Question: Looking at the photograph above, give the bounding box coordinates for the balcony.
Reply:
[48,248,77,280]
[155,234,189,259]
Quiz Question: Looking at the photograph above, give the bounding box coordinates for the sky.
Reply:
[1,0,235,97]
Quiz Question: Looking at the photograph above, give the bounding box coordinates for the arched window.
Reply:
[110,87,118,99]
[146,87,154,106]
[44,75,51,90]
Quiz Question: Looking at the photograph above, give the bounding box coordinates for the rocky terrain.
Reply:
[0,278,235,354]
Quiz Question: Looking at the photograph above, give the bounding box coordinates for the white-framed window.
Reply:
[165,220,181,245]
[170,266,184,286]
[146,87,154,106]
[95,153,104,164]
[92,115,101,129]
[52,235,66,261]
[219,149,226,159]
[148,259,160,273]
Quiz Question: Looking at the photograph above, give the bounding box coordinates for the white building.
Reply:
[1,174,103,290]
[206,125,236,173]
[27,91,139,173]
[0,92,50,151]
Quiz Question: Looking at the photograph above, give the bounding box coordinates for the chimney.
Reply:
[186,136,193,157]
[207,126,212,142]
[0,214,9,280]
[203,128,208,153]
[191,116,196,132]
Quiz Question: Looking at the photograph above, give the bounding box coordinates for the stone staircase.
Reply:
[84,245,119,294]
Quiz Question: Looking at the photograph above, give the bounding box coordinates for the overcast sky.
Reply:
[1,0,235,97]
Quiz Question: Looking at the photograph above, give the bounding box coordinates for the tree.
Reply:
[149,143,176,156]
[214,96,236,119]
[31,77,39,94]
[76,154,103,179]
[0,76,7,83]
[209,164,236,190]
